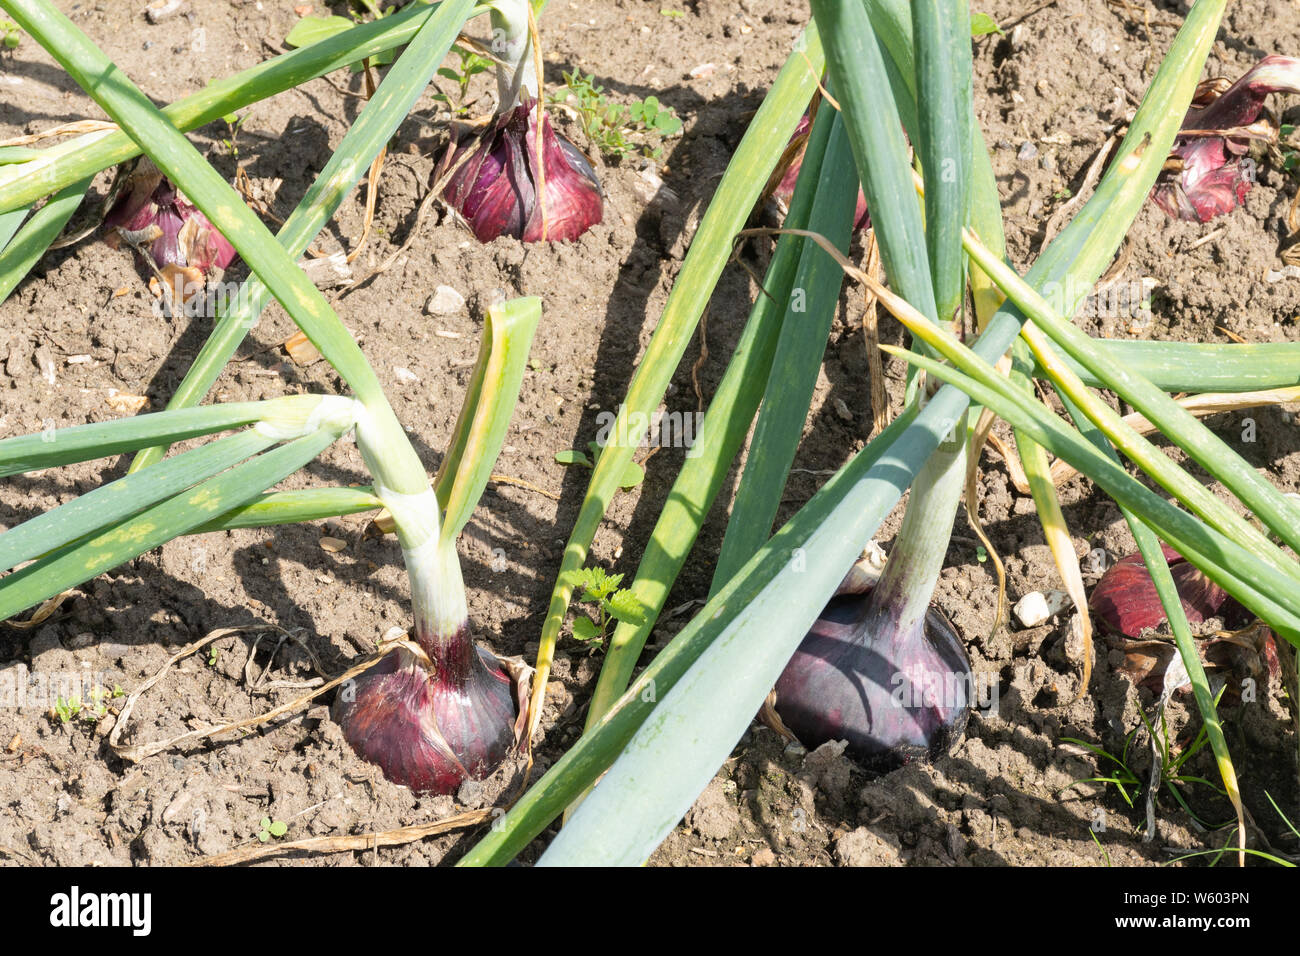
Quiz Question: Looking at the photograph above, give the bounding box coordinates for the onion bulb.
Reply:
[1153,55,1300,223]
[439,98,603,243]
[333,632,516,794]
[764,115,869,230]
[772,444,974,768]
[103,157,237,302]
[774,587,972,768]
[1089,543,1228,639]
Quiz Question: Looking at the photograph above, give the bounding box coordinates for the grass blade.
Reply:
[912,0,972,324]
[814,0,934,321]
[0,177,89,305]
[191,486,382,532]
[1053,340,1300,393]
[0,205,24,250]
[436,296,541,544]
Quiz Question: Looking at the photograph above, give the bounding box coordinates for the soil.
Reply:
[1,0,1298,867]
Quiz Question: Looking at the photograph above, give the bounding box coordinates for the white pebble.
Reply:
[1013,589,1073,628]
[425,285,466,315]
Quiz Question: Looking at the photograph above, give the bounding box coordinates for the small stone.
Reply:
[5,339,29,378]
[425,285,466,316]
[1013,589,1071,628]
[802,739,852,801]
[299,251,353,289]
[33,346,56,385]
[145,0,185,23]
[1017,141,1038,162]
[833,398,853,422]
[393,367,419,384]
[750,847,776,867]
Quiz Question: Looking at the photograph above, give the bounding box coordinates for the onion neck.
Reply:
[866,418,967,637]
[354,402,472,679]
[488,0,537,110]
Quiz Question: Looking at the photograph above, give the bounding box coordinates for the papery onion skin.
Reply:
[767,115,870,231]
[441,99,602,243]
[1153,55,1300,223]
[103,158,237,292]
[1089,543,1229,639]
[774,590,972,768]
[333,634,516,794]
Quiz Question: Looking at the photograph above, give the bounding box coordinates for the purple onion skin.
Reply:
[774,590,972,769]
[442,100,602,243]
[1153,55,1300,223]
[1089,544,1228,639]
[333,631,516,794]
[104,160,237,295]
[771,115,870,231]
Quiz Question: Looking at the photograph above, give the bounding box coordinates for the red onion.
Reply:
[1152,55,1300,223]
[1089,543,1228,638]
[774,588,971,767]
[439,98,603,243]
[773,447,973,768]
[103,157,237,299]
[333,633,516,794]
[767,115,869,231]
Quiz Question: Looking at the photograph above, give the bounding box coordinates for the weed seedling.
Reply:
[569,567,647,649]
[433,44,493,117]
[550,71,682,160]
[257,817,289,842]
[52,696,79,725]
[1,19,22,50]
[51,685,118,726]
[1061,687,1231,830]
[220,110,251,161]
[556,441,644,490]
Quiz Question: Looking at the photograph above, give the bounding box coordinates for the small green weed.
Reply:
[569,567,647,648]
[551,71,682,159]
